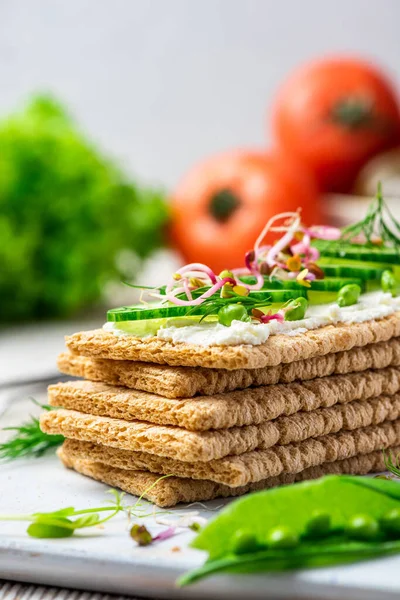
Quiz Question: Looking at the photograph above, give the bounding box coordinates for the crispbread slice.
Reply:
[49,367,400,430]
[58,338,400,398]
[41,408,279,461]
[58,444,397,507]
[65,313,400,369]
[43,412,400,484]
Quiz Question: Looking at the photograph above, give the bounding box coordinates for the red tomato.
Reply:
[170,150,320,272]
[272,57,400,192]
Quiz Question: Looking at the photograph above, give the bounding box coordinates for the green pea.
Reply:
[284,297,308,321]
[304,511,331,538]
[380,508,400,537]
[345,514,380,541]
[266,526,299,549]
[337,284,361,307]
[381,270,396,296]
[218,303,249,326]
[231,529,259,555]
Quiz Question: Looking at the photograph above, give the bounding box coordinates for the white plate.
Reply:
[1,388,400,599]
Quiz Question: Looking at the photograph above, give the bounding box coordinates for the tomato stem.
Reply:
[209,189,240,222]
[330,96,390,132]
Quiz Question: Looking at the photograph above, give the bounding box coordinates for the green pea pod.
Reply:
[179,475,400,585]
[179,539,400,586]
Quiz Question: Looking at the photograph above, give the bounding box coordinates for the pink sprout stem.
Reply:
[166,277,235,306]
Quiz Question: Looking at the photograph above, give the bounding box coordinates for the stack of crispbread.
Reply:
[40,313,400,507]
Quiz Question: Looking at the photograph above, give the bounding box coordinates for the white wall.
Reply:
[0,0,398,188]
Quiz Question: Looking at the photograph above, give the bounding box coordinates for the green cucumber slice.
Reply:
[111,316,214,336]
[251,289,307,302]
[314,241,400,264]
[108,289,307,322]
[318,263,390,281]
[237,275,363,292]
[107,303,202,322]
[159,284,306,300]
[308,277,364,292]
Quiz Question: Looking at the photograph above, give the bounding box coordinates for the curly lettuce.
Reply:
[0,95,168,321]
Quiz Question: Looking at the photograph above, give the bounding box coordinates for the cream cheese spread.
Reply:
[104,291,400,347]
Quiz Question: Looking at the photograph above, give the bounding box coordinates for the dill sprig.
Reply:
[341,182,400,246]
[383,450,400,478]
[317,183,400,256]
[0,399,64,460]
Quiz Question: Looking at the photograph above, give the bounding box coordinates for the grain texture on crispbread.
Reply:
[58,444,395,507]
[49,367,400,430]
[48,419,400,486]
[58,338,400,398]
[41,399,400,464]
[40,408,279,461]
[65,314,400,369]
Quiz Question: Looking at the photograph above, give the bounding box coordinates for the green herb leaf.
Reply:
[0,400,64,460]
[27,522,74,539]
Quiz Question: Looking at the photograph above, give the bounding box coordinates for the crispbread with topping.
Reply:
[65,313,400,369]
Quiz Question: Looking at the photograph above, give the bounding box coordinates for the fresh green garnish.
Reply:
[337,283,361,307]
[0,401,64,460]
[178,475,400,585]
[314,183,400,264]
[0,489,124,539]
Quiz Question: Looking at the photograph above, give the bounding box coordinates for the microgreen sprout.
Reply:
[0,489,125,539]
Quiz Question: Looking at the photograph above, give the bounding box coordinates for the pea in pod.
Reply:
[178,475,400,586]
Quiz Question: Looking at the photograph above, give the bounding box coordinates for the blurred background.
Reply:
[1,0,400,384]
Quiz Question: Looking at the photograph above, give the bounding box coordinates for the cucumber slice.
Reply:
[238,275,363,292]
[111,316,215,336]
[108,289,307,322]
[107,303,203,322]
[160,286,307,302]
[314,241,400,264]
[308,277,365,292]
[318,262,390,281]
[251,289,307,302]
